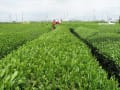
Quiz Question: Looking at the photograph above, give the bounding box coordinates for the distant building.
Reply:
[22,21,30,24]
[107,18,115,24]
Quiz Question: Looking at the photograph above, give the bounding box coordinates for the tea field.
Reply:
[0,23,50,59]
[0,22,120,89]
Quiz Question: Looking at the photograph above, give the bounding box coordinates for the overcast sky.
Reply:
[0,0,120,21]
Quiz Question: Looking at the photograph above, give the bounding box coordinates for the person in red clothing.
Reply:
[52,19,56,30]
[52,19,62,30]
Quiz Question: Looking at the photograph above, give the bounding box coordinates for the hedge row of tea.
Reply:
[0,26,119,89]
[0,23,50,58]
[75,23,120,70]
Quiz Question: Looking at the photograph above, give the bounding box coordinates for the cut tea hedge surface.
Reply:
[75,23,120,70]
[0,25,119,90]
[0,23,50,58]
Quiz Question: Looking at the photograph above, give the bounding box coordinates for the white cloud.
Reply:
[0,0,120,21]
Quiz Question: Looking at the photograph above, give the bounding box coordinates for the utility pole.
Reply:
[15,13,18,22]
[92,9,96,21]
[21,12,24,22]
[119,16,120,24]
[46,15,48,22]
[9,14,12,22]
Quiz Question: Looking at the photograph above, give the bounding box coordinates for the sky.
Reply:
[0,0,120,22]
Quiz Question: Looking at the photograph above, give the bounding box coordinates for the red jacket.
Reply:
[52,20,56,25]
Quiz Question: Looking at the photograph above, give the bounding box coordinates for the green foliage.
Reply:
[0,25,119,89]
[75,23,120,66]
[0,23,50,58]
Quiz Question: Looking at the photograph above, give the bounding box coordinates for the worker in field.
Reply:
[52,19,56,30]
[52,19,62,30]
